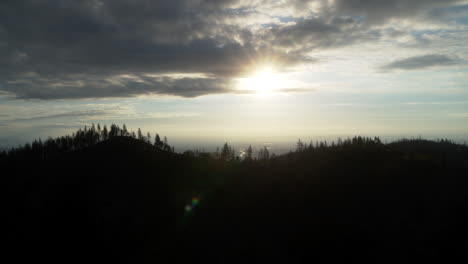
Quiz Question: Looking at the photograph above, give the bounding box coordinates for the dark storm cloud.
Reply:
[380,54,458,71]
[0,0,464,99]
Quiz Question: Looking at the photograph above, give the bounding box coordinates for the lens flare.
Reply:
[192,196,200,206]
[184,196,200,214]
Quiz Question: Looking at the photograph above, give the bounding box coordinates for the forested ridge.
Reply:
[4,125,468,263]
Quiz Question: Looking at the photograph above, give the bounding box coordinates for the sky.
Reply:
[1,0,468,151]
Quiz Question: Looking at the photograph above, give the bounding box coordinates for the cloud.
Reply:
[333,0,468,23]
[11,110,112,122]
[2,75,235,99]
[0,0,465,99]
[0,0,317,99]
[380,54,458,71]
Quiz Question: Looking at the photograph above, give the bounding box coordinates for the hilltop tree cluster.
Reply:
[0,124,174,161]
[294,136,383,153]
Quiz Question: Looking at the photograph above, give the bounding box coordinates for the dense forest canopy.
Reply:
[4,124,468,263]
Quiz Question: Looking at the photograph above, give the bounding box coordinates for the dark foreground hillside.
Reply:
[4,137,468,263]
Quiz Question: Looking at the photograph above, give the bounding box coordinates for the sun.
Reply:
[237,67,282,95]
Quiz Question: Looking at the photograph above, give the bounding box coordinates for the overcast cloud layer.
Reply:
[1,0,467,99]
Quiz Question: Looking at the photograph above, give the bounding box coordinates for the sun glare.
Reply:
[237,67,282,95]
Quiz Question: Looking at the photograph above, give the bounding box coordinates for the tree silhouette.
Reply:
[102,125,108,141]
[122,124,129,136]
[246,145,253,160]
[154,134,162,148]
[109,124,119,138]
[220,142,235,161]
[258,146,269,160]
[137,128,143,141]
[296,139,304,152]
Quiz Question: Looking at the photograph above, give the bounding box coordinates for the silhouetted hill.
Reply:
[5,135,468,263]
[6,136,219,263]
[181,139,468,262]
